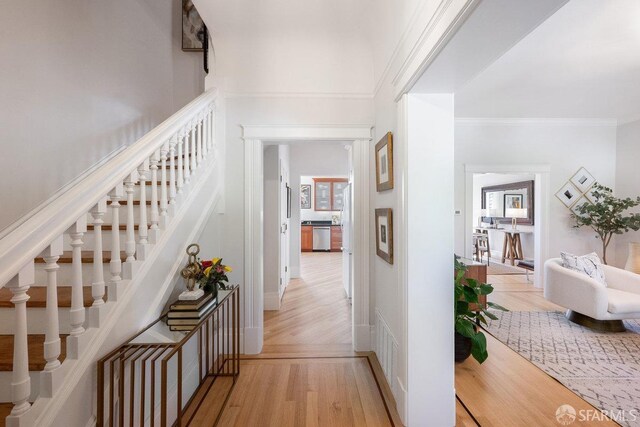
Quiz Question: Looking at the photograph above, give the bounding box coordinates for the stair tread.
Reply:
[35,251,126,264]
[0,402,11,427]
[0,334,68,372]
[0,287,103,308]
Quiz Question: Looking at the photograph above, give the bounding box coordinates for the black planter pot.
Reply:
[455,332,472,362]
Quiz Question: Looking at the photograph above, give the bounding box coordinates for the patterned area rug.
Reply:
[486,311,640,426]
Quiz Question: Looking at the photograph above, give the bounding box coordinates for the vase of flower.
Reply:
[199,257,232,301]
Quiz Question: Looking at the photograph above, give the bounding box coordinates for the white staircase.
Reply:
[0,89,222,427]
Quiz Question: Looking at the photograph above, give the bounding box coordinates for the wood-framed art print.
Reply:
[375,132,393,192]
[375,208,393,264]
[555,182,581,208]
[182,0,205,51]
[570,167,596,193]
[300,184,311,209]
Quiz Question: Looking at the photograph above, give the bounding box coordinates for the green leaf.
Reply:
[479,283,494,295]
[470,332,488,364]
[487,302,508,312]
[482,310,498,321]
[455,319,476,338]
[462,286,478,303]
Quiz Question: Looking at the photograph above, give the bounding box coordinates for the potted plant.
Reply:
[454,258,507,363]
[571,183,640,264]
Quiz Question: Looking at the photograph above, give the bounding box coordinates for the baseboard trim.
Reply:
[354,324,371,352]
[264,291,280,310]
[244,327,264,355]
[290,266,300,279]
[396,377,408,425]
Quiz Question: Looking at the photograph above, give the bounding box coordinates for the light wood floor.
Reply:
[456,273,616,426]
[188,252,402,426]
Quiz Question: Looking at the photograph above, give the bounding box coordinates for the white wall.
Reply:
[0,0,204,232]
[455,121,618,264]
[289,144,350,277]
[472,173,536,260]
[614,118,640,267]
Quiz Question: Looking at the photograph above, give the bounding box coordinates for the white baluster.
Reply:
[184,126,191,184]
[149,151,160,231]
[196,115,203,166]
[91,199,107,306]
[109,184,123,299]
[160,142,169,223]
[177,130,185,193]
[190,120,197,174]
[43,237,63,371]
[202,111,208,159]
[137,161,149,245]
[169,136,177,205]
[69,218,87,336]
[209,106,215,151]
[124,173,136,262]
[7,261,34,417]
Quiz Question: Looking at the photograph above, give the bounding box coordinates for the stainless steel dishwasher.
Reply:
[312,226,331,251]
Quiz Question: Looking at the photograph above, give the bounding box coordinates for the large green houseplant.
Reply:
[454,258,507,364]
[571,183,640,264]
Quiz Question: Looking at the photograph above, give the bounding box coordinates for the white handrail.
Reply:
[0,89,218,288]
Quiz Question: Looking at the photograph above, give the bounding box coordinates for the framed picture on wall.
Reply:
[555,182,580,208]
[375,208,393,264]
[375,132,394,192]
[570,167,596,193]
[504,194,523,209]
[300,184,311,209]
[182,0,206,51]
[571,196,591,217]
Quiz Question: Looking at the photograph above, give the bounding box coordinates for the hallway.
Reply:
[187,253,402,426]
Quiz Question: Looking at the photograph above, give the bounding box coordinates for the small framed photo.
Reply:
[585,186,599,203]
[375,208,393,264]
[570,196,591,216]
[375,132,393,192]
[570,167,596,193]
[504,194,523,209]
[556,182,581,208]
[300,184,311,209]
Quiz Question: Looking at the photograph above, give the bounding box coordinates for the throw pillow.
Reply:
[560,252,607,286]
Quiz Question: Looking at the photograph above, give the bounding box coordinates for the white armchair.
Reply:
[544,258,640,331]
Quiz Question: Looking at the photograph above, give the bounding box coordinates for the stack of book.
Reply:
[167,292,216,331]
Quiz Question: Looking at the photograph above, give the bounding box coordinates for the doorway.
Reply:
[241,125,372,355]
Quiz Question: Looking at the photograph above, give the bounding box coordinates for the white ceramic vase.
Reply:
[625,242,640,274]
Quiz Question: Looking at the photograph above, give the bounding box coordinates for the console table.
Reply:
[500,230,532,265]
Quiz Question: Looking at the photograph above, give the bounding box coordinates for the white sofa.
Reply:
[544,258,640,331]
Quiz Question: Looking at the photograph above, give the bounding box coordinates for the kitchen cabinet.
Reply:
[301,225,313,252]
[313,178,348,211]
[331,226,342,252]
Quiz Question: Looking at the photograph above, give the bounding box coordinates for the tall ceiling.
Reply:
[455,0,640,121]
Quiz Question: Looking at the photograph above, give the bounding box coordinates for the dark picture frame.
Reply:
[481,180,534,226]
[182,0,205,51]
[375,208,393,264]
[375,132,394,192]
[503,193,523,215]
[300,184,312,209]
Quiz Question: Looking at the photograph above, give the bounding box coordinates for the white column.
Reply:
[137,161,149,245]
[196,115,203,166]
[91,199,107,306]
[43,237,63,371]
[177,131,185,193]
[149,151,160,230]
[124,173,136,262]
[208,106,215,150]
[160,142,169,221]
[202,111,209,158]
[69,217,87,336]
[169,137,177,205]
[190,120,197,175]
[7,261,34,417]
[183,126,191,184]
[109,184,123,298]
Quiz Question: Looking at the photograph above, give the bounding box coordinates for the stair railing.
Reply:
[0,89,218,423]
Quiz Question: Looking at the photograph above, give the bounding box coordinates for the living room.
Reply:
[453,0,640,425]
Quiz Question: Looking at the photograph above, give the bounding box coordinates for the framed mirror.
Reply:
[481,180,534,225]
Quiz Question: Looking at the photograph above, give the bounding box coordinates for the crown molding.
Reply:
[225,91,373,100]
[240,124,373,141]
[455,117,619,127]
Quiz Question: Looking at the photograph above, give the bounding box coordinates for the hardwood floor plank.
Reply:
[456,398,479,427]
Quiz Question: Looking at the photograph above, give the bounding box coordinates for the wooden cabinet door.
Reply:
[301,226,313,252]
[330,226,342,252]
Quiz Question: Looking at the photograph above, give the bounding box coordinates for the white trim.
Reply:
[0,144,127,240]
[463,163,551,288]
[455,117,618,127]
[241,125,372,355]
[226,91,373,100]
[264,291,280,311]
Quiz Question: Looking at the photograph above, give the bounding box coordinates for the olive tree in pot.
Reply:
[571,183,640,264]
[454,259,507,363]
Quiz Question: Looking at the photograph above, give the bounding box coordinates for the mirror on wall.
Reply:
[481,180,534,225]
